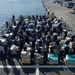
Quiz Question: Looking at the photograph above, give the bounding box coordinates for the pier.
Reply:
[43,0,75,33]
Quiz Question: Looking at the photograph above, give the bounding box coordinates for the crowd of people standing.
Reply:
[0,15,75,64]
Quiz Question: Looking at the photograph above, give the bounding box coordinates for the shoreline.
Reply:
[41,0,50,15]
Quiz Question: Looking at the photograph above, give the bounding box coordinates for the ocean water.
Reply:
[0,0,47,27]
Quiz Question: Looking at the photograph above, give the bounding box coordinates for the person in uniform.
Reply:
[7,47,13,61]
[0,45,6,64]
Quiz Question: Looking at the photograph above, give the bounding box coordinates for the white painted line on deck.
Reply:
[36,68,39,75]
[36,64,39,75]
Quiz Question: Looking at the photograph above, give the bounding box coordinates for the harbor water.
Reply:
[0,0,47,28]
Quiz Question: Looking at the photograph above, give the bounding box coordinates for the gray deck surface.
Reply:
[0,67,75,75]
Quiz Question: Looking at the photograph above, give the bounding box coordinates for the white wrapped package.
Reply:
[10,45,19,51]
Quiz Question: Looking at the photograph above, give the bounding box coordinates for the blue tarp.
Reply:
[66,54,75,64]
[48,54,58,64]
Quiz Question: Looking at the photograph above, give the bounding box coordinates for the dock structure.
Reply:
[43,0,75,33]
